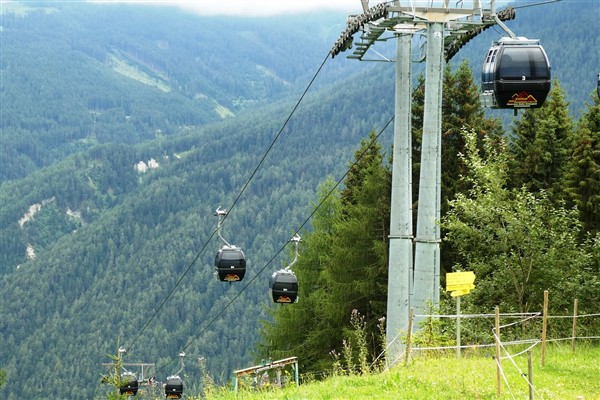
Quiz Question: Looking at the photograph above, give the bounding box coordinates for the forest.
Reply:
[0,1,598,399]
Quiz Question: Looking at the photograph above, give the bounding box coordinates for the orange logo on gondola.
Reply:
[507,91,538,107]
[224,274,240,282]
[277,296,292,303]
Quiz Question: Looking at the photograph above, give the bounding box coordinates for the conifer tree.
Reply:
[258,177,343,374]
[259,132,391,375]
[508,81,574,202]
[320,130,390,369]
[340,131,386,207]
[563,94,600,236]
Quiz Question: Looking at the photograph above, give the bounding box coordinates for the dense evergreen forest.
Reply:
[0,1,598,398]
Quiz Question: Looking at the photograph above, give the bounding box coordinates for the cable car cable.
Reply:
[148,81,425,377]
[122,47,421,384]
[122,53,330,354]
[116,0,525,357]
[512,0,562,10]
[152,114,396,378]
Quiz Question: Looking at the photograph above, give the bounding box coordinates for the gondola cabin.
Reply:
[481,37,551,109]
[269,270,299,304]
[165,375,183,399]
[119,372,139,396]
[215,246,246,282]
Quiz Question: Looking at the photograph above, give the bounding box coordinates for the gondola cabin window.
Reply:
[499,47,550,80]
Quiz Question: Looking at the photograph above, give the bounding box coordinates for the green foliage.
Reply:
[443,129,596,322]
[349,309,370,374]
[198,357,218,398]
[100,350,127,399]
[411,303,454,354]
[508,81,575,202]
[259,131,390,376]
[562,94,600,237]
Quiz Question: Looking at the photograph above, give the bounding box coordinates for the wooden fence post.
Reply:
[572,298,579,353]
[404,308,414,365]
[495,306,501,396]
[528,350,534,400]
[541,290,549,367]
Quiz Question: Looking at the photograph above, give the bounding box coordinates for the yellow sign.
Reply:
[449,283,475,291]
[446,271,475,292]
[451,289,472,297]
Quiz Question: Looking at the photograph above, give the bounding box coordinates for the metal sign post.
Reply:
[446,271,476,358]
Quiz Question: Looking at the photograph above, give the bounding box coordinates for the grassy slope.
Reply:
[208,344,600,400]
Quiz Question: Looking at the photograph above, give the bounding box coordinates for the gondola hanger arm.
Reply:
[214,206,232,247]
[173,352,185,376]
[493,13,517,39]
[286,234,302,271]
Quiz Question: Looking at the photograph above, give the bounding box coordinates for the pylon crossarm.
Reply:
[338,1,516,62]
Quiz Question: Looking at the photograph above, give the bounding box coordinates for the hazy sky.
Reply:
[2,1,516,17]
[87,0,364,16]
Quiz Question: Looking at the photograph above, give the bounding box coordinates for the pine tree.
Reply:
[509,81,574,202]
[257,177,343,374]
[340,131,386,207]
[320,130,390,370]
[259,132,391,375]
[563,94,600,236]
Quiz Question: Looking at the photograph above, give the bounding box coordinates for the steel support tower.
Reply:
[331,0,515,364]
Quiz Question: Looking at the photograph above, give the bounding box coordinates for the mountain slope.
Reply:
[0,54,395,400]
[0,1,359,182]
[0,1,598,399]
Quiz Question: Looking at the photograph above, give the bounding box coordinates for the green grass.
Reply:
[206,344,600,400]
[108,54,171,93]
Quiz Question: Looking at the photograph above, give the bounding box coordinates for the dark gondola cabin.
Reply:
[165,375,183,399]
[481,37,551,109]
[269,270,299,304]
[119,372,139,396]
[215,246,246,282]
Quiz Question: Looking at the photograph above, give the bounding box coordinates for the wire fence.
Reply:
[382,294,599,367]
[379,292,599,399]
